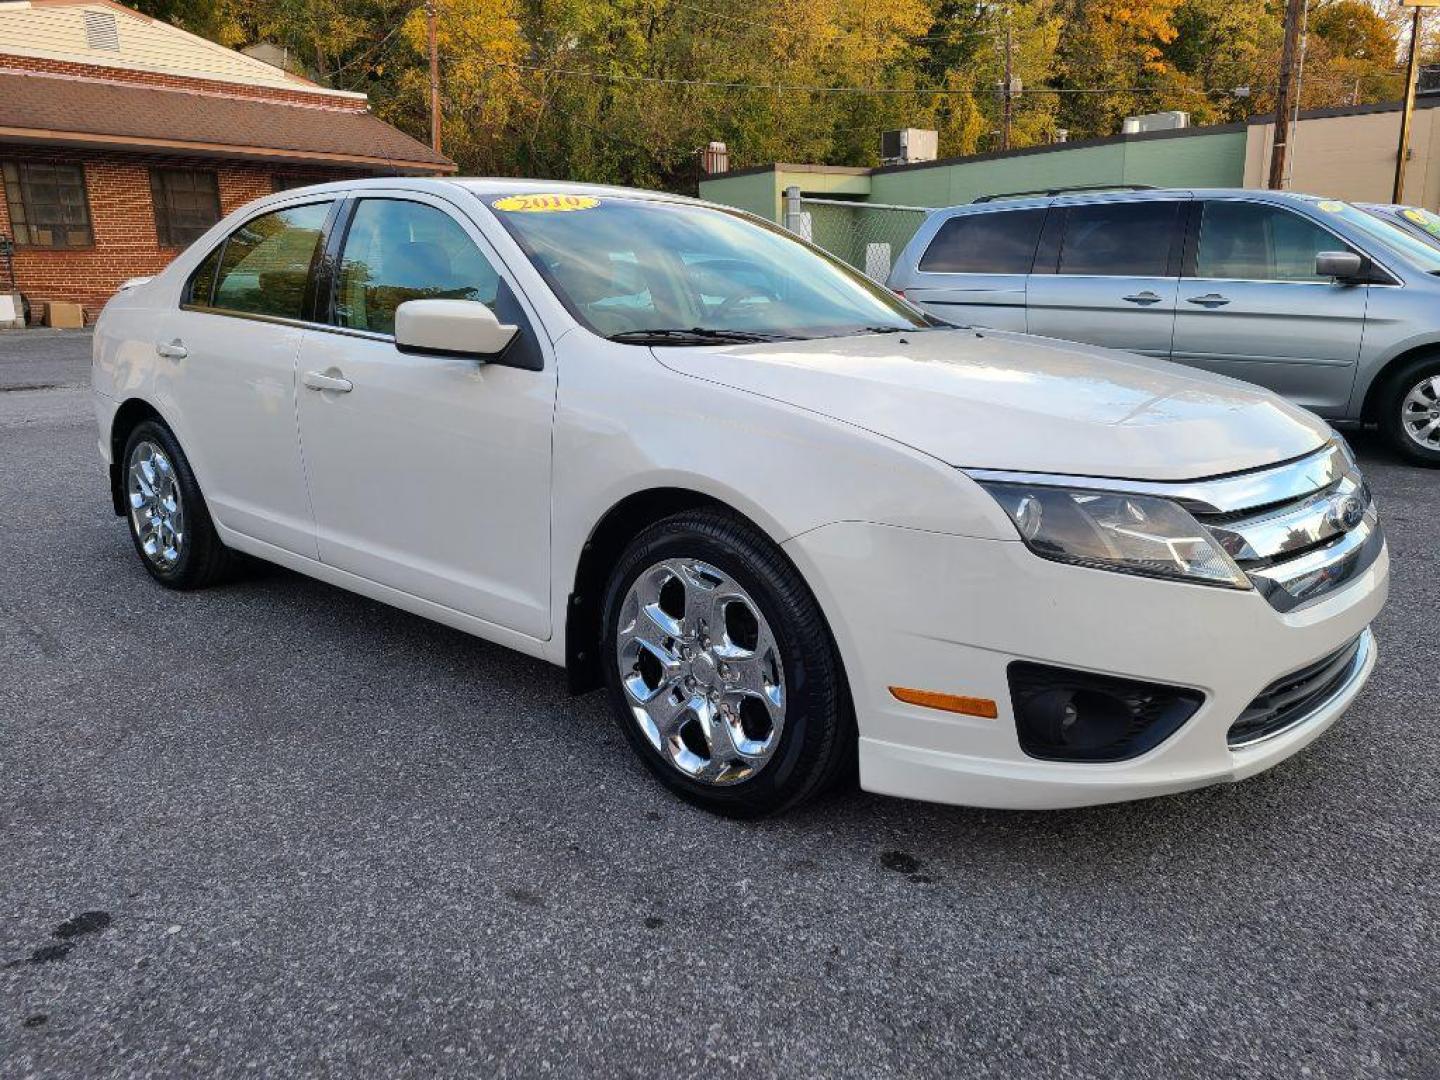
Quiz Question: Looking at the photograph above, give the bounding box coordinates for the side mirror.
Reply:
[394,299,518,360]
[1316,251,1364,282]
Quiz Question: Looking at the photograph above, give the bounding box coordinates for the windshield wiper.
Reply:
[607,327,794,345]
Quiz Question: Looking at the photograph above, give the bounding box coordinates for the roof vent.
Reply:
[83,10,120,51]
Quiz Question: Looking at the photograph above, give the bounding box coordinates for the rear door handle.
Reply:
[1121,291,1163,306]
[1186,293,1231,308]
[155,340,188,360]
[302,370,353,393]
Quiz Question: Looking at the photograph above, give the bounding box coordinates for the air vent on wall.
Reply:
[83,10,120,50]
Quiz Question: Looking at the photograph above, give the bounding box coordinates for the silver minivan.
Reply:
[888,188,1440,466]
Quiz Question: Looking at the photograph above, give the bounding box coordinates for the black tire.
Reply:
[1378,355,1440,467]
[600,508,854,818]
[120,419,238,589]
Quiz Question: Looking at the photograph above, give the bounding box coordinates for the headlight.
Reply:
[978,482,1250,589]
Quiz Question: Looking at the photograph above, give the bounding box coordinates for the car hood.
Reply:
[653,328,1332,481]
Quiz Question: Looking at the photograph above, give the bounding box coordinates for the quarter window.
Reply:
[1194,202,1350,282]
[1,161,93,248]
[1056,202,1181,277]
[333,199,500,336]
[212,202,332,319]
[150,168,221,248]
[185,242,224,306]
[918,209,1046,274]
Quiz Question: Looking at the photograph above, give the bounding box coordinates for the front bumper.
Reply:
[783,522,1389,810]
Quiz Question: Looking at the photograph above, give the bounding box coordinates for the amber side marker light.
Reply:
[888,686,999,718]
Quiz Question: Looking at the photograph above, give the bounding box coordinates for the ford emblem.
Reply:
[1326,493,1365,532]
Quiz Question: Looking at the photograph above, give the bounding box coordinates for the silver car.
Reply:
[888,188,1440,466]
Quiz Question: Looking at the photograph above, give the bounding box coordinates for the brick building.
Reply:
[0,0,454,323]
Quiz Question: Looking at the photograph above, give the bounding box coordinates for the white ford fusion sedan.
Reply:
[93,179,1389,817]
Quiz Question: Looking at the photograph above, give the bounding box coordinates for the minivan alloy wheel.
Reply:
[615,558,785,785]
[1401,374,1440,451]
[127,440,185,569]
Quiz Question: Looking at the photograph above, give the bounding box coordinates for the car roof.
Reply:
[951,187,1345,212]
[259,175,705,206]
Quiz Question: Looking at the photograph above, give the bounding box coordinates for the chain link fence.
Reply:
[782,186,931,282]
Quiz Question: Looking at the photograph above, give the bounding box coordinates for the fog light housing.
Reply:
[1008,663,1204,763]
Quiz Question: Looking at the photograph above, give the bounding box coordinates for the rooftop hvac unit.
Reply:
[881,128,938,166]
[1121,110,1190,134]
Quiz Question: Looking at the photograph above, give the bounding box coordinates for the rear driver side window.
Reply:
[212,201,332,319]
[918,209,1045,274]
[333,199,500,336]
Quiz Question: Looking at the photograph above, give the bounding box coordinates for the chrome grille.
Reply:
[1186,442,1383,612]
[1228,630,1371,748]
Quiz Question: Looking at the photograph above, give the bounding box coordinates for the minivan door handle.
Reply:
[302,370,354,394]
[1186,293,1231,308]
[155,340,188,360]
[1121,291,1163,306]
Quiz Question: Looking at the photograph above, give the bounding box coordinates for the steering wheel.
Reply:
[710,283,778,319]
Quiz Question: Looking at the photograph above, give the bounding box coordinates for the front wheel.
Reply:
[1379,356,1440,466]
[601,510,853,818]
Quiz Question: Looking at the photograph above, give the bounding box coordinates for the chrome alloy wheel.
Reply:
[127,440,185,570]
[616,559,785,785]
[1401,374,1440,451]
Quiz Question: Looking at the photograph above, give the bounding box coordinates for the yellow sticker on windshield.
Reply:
[492,194,601,213]
[1403,208,1428,224]
[1317,200,1344,213]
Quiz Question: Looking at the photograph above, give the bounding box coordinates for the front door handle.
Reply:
[155,340,188,360]
[1121,291,1163,306]
[1186,293,1231,308]
[303,370,353,393]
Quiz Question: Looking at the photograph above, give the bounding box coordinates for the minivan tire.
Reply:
[121,419,239,589]
[1378,355,1440,467]
[600,509,854,818]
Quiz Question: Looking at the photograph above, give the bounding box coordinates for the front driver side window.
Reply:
[334,199,501,336]
[1194,202,1351,282]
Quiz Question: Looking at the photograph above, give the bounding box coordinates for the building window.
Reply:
[150,168,221,248]
[272,175,329,193]
[1,161,94,249]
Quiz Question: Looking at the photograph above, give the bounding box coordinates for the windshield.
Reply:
[486,193,931,342]
[1317,199,1440,273]
[1365,204,1440,252]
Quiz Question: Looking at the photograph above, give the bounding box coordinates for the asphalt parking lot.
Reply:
[2,329,1437,1079]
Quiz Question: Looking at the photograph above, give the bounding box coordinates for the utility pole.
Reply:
[1395,5,1426,204]
[1000,19,1014,152]
[427,0,442,155]
[1268,0,1304,189]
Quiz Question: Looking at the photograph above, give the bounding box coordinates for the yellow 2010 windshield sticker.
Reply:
[1317,200,1345,213]
[1403,208,1428,224]
[492,194,601,213]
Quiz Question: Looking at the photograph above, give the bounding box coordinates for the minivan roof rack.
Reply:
[971,183,1156,203]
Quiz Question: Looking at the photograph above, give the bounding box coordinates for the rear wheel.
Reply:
[1379,356,1440,466]
[600,509,852,818]
[121,420,238,588]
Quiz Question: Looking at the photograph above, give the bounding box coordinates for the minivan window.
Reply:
[1056,202,1180,277]
[211,201,332,319]
[333,199,501,336]
[918,209,1045,274]
[1194,202,1347,282]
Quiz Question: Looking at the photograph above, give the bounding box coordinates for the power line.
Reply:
[488,60,1155,96]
